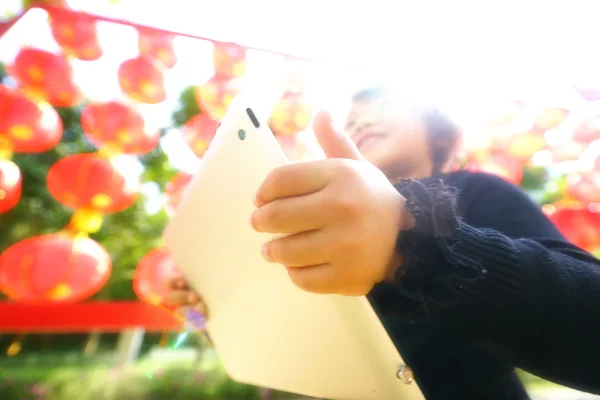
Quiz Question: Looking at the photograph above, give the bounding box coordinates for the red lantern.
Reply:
[133,247,179,306]
[212,42,247,79]
[0,159,21,213]
[0,232,111,303]
[466,153,523,185]
[81,101,159,155]
[269,91,313,136]
[566,173,600,203]
[182,114,219,158]
[118,57,166,104]
[165,172,192,213]
[572,115,600,144]
[11,47,81,107]
[27,0,69,7]
[533,107,569,132]
[0,85,63,154]
[195,76,242,121]
[138,28,177,70]
[49,10,103,61]
[47,153,140,214]
[544,204,600,252]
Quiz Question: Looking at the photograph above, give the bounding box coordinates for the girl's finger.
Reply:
[166,276,187,290]
[263,230,331,267]
[167,289,193,306]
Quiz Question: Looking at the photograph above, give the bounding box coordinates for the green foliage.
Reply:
[519,165,568,206]
[0,366,257,400]
[0,359,559,400]
[140,141,178,193]
[0,358,298,400]
[519,165,547,192]
[171,85,201,128]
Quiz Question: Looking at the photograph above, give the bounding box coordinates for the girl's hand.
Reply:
[166,275,207,329]
[251,112,409,296]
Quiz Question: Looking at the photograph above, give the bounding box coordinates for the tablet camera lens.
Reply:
[246,108,260,128]
[238,129,246,140]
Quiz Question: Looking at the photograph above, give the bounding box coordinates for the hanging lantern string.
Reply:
[0,137,13,160]
[39,5,314,63]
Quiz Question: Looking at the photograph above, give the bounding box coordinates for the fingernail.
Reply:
[254,193,265,208]
[187,292,198,303]
[261,242,274,263]
[185,309,206,331]
[249,211,258,231]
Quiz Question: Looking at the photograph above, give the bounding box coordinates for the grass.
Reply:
[0,350,585,400]
[0,348,300,400]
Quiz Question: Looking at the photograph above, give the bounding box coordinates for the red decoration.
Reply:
[81,101,159,155]
[0,159,21,213]
[195,76,242,121]
[0,232,111,303]
[49,10,103,61]
[544,204,600,252]
[269,91,313,136]
[572,115,600,144]
[133,247,179,307]
[0,18,19,39]
[27,0,69,7]
[212,42,247,79]
[138,28,177,70]
[47,153,140,213]
[118,57,167,104]
[566,173,600,204]
[0,85,63,154]
[533,107,569,132]
[0,302,181,332]
[11,47,81,107]
[165,172,192,213]
[466,153,523,185]
[182,114,219,158]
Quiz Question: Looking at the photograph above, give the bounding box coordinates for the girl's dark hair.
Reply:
[352,86,461,173]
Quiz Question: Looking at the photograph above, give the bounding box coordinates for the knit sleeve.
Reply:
[369,178,487,320]
[368,173,600,394]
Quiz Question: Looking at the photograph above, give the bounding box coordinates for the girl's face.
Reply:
[345,99,434,181]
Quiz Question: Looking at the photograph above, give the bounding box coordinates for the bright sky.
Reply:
[2,2,600,209]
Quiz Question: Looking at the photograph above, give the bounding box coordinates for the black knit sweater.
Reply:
[368,170,600,400]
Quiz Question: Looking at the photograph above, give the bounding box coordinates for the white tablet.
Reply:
[163,90,424,400]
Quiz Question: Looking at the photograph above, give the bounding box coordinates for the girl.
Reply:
[168,86,600,399]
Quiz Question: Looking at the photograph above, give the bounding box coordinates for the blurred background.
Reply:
[1,1,600,399]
